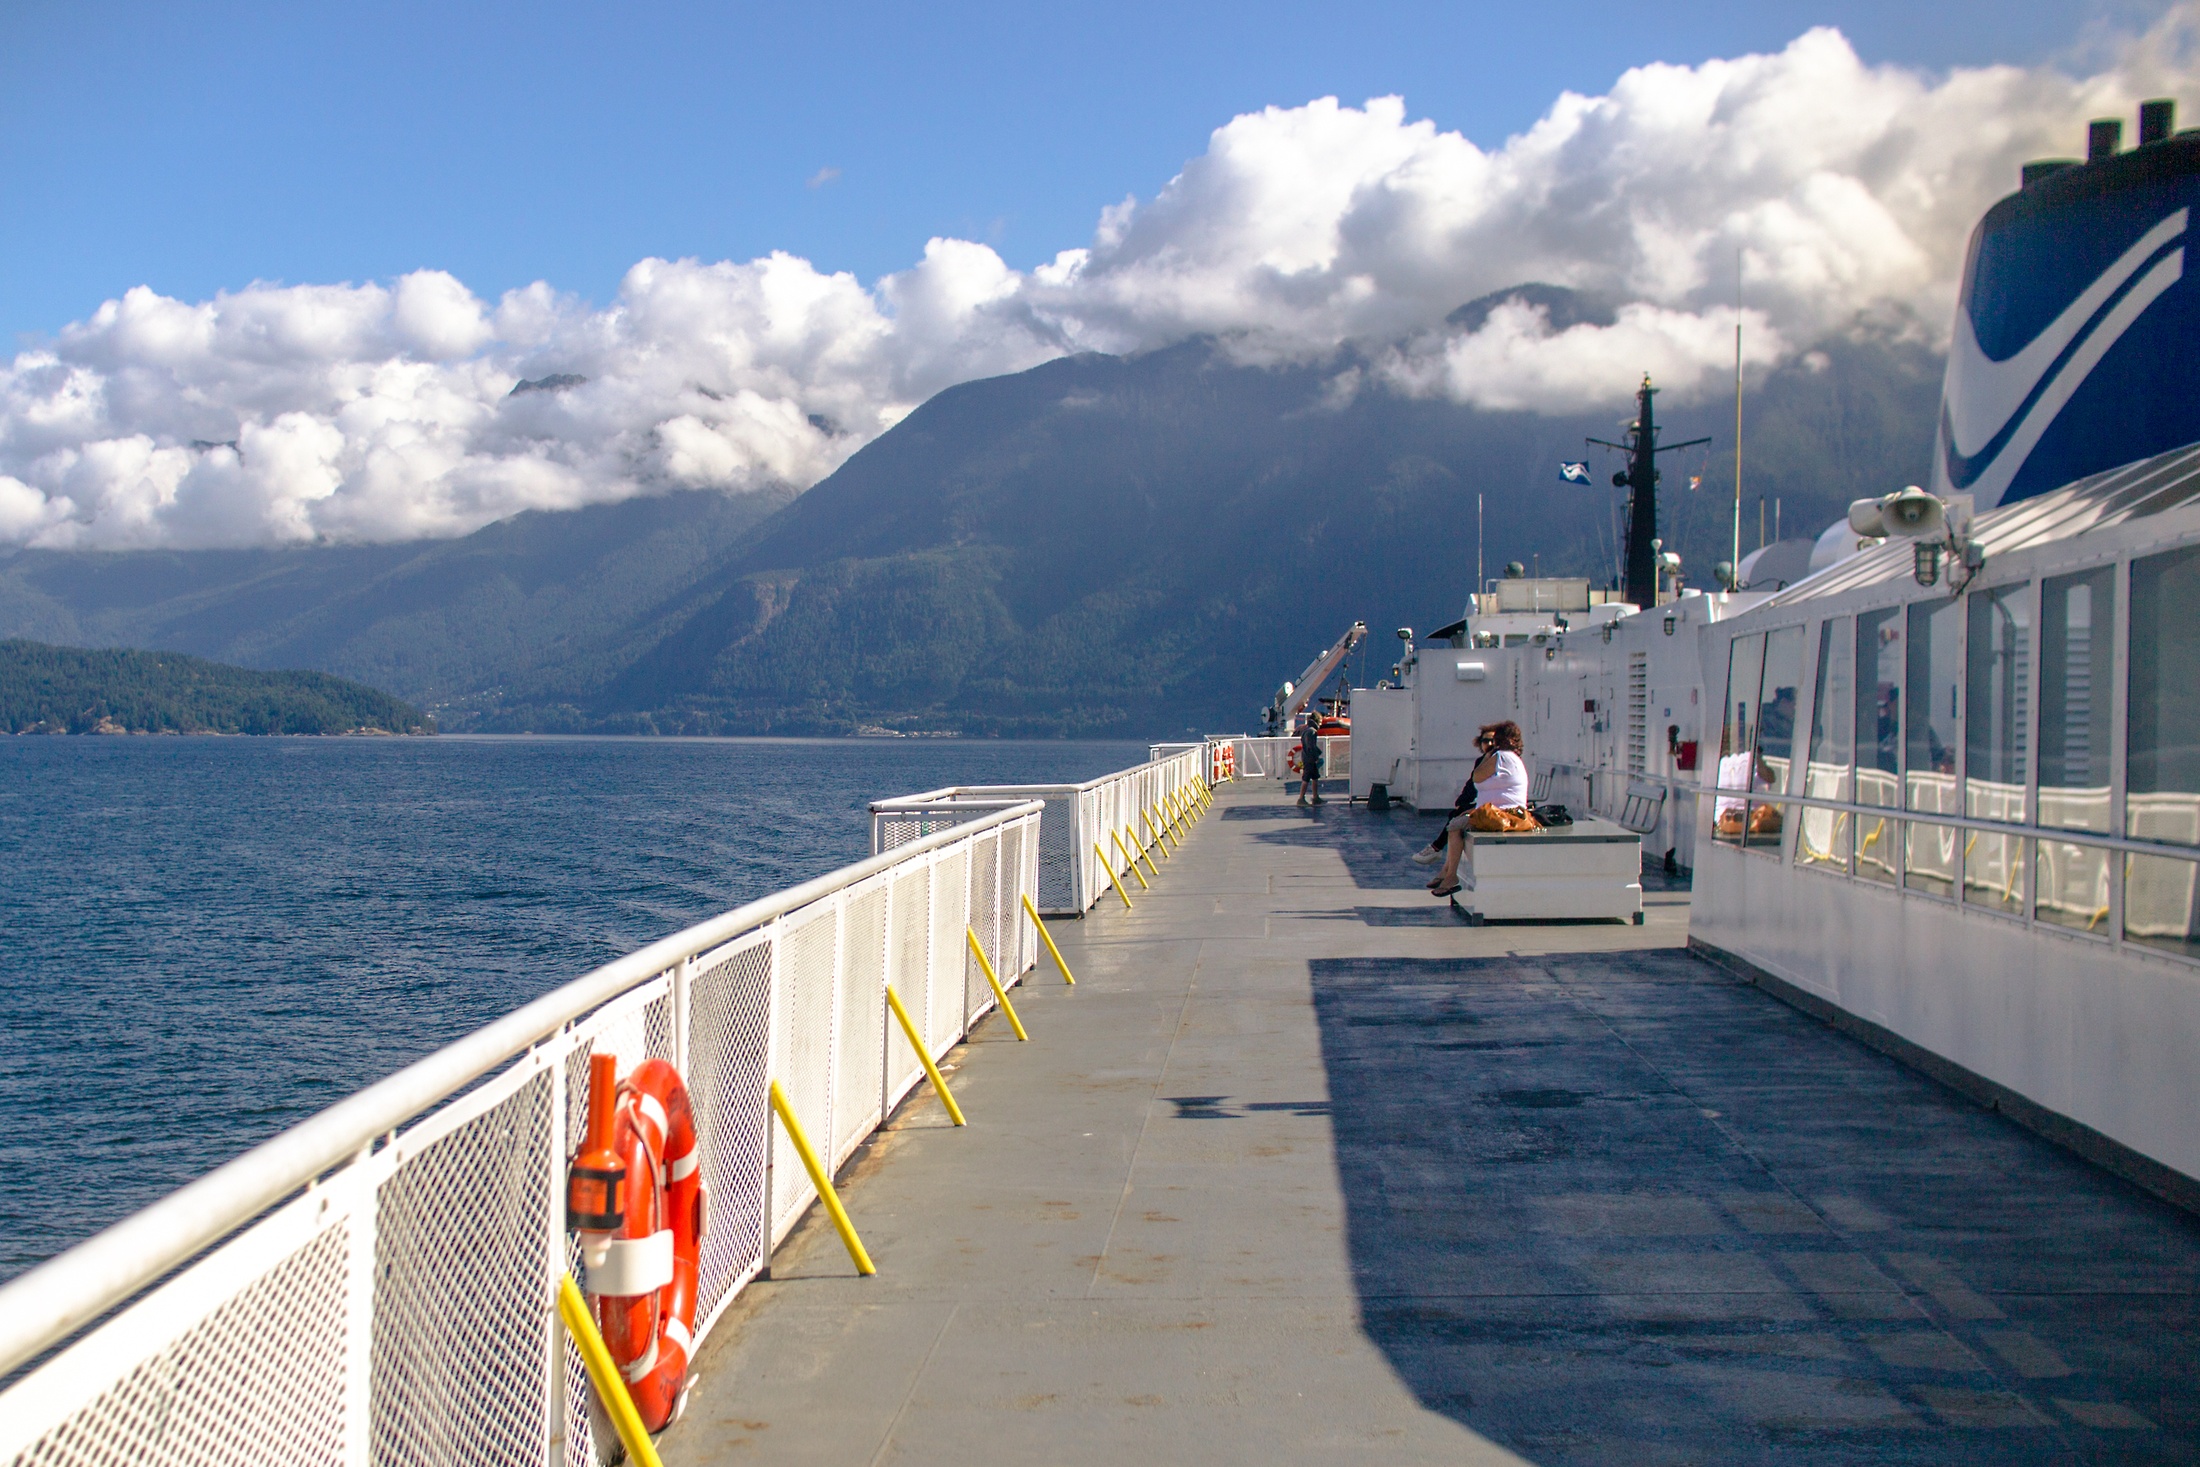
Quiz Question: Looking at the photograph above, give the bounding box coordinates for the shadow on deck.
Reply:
[1308,946,2200,1465]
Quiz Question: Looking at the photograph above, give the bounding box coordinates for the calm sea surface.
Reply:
[0,734,1145,1281]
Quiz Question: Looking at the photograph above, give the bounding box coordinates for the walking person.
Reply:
[1296,711,1327,806]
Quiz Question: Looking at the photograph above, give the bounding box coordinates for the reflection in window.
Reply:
[2130,546,2200,846]
[1906,598,1962,816]
[1964,584,2030,912]
[2126,851,2200,957]
[1716,633,1767,846]
[2038,838,2113,934]
[1855,608,1903,807]
[1854,608,1902,883]
[1749,626,1805,850]
[1905,820,1957,898]
[2040,567,2112,833]
[1799,617,1853,873]
[1758,627,1805,789]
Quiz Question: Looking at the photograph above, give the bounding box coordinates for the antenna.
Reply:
[1477,492,1484,605]
[1732,251,1744,579]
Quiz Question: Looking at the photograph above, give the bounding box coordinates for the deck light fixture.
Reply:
[1851,487,1983,591]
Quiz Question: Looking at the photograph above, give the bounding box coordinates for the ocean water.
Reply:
[0,734,1145,1282]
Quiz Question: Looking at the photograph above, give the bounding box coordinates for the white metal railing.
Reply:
[1210,736,1349,782]
[870,749,1206,914]
[0,800,1046,1467]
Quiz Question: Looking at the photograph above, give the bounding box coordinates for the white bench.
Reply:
[1451,816,1644,926]
[1616,779,1667,836]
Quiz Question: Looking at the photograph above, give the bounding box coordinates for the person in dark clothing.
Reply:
[1411,773,1478,865]
[1296,714,1326,805]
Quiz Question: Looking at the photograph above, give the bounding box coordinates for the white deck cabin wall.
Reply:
[1690,445,2200,1189]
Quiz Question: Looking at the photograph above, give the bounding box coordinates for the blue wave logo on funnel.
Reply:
[1933,149,2200,507]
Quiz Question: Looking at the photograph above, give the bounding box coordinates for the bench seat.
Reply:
[1452,816,1643,925]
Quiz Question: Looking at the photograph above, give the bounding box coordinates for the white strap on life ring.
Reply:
[619,1333,661,1384]
[582,1229,675,1298]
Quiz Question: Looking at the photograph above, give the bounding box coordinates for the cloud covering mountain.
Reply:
[2,17,2194,551]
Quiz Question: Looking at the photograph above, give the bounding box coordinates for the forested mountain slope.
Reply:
[0,288,1942,737]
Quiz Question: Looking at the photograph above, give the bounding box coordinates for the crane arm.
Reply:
[1274,622,1366,725]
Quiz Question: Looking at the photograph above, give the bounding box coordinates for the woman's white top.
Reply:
[1478,750,1529,810]
[1714,752,1771,817]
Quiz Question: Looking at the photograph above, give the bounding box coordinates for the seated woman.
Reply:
[1714,744,1781,837]
[1428,721,1530,898]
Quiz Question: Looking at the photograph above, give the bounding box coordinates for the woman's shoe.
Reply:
[1411,846,1442,865]
[1430,881,1463,898]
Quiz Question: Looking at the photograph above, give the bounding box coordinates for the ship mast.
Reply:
[1732,252,1744,579]
[1589,376,1709,609]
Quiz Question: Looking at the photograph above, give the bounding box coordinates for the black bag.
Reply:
[1530,802,1573,827]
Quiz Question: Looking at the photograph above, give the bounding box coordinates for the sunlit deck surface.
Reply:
[664,782,2200,1466]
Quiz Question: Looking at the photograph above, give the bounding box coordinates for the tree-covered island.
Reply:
[1,639,432,735]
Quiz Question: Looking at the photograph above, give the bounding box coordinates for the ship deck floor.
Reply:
[663,781,2200,1466]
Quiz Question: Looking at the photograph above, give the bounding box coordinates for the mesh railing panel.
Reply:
[1035,793,1078,913]
[883,864,933,1109]
[370,1070,555,1467]
[0,790,1127,1467]
[832,883,889,1168]
[6,1226,349,1467]
[969,831,1001,1022]
[770,904,839,1240]
[688,936,772,1329]
[998,823,1027,973]
[928,849,969,1053]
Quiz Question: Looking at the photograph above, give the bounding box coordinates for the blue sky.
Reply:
[0,0,2165,342]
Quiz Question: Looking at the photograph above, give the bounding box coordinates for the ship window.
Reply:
[2128,546,2200,847]
[2038,566,2112,834]
[2125,851,2200,958]
[1904,821,1957,899]
[1906,598,1962,817]
[1964,584,2031,915]
[1716,633,1766,847]
[2038,835,2111,935]
[1758,626,1805,794]
[1965,584,2031,816]
[1855,607,1903,813]
[1799,617,1853,873]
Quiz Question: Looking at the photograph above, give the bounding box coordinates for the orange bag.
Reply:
[1467,805,1540,833]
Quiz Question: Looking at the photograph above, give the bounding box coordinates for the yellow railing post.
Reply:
[885,985,966,1125]
[1111,829,1150,889]
[1022,893,1075,985]
[559,1274,666,1467]
[1095,842,1134,909]
[1161,794,1184,847]
[1140,807,1170,859]
[965,928,1029,1040]
[1126,824,1160,880]
[768,1079,877,1275]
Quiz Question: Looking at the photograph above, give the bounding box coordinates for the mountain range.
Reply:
[0,287,1945,737]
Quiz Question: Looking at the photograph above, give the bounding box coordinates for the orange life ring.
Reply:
[567,1053,705,1433]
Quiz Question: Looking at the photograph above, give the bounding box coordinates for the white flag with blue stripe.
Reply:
[1559,461,1592,484]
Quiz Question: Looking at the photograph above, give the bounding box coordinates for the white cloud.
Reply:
[2,14,2194,548]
